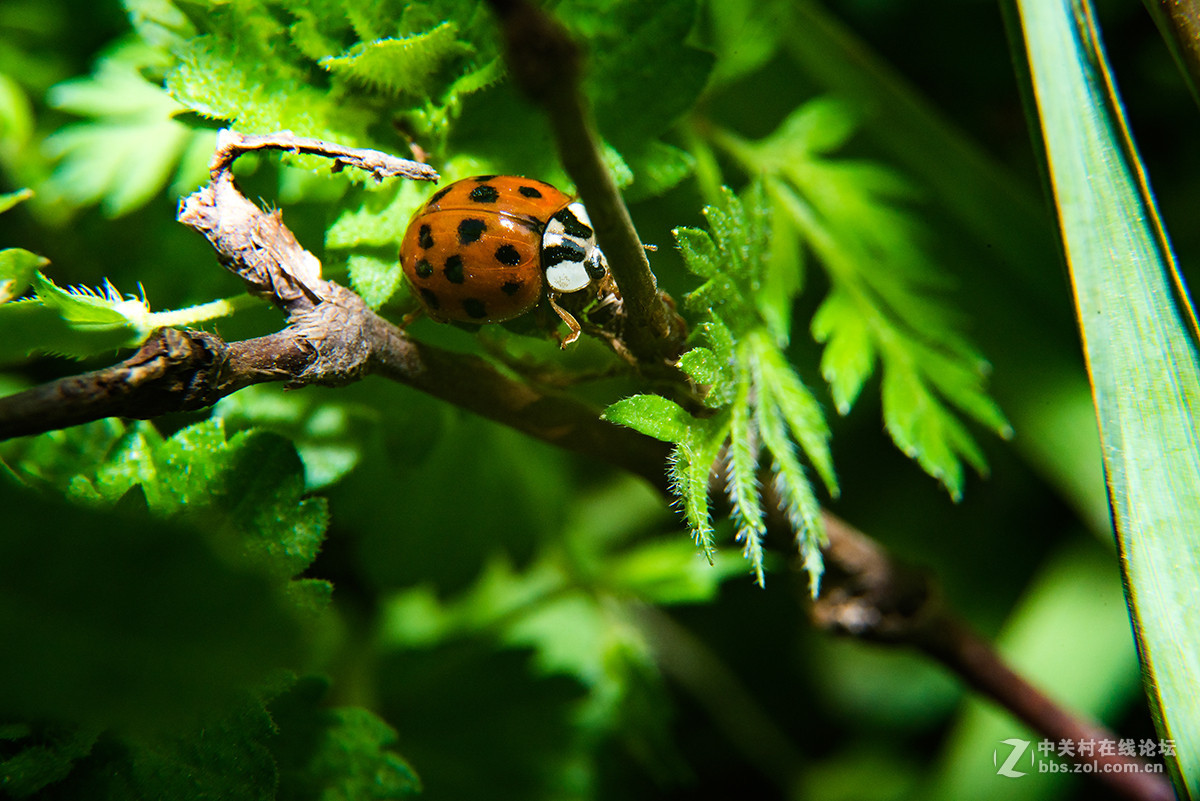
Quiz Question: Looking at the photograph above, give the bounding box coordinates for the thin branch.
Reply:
[811,512,1175,801]
[483,0,687,366]
[207,128,441,183]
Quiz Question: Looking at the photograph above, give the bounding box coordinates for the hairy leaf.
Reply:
[320,22,468,98]
[602,394,695,444]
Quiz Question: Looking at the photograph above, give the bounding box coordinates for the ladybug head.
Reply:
[542,202,608,294]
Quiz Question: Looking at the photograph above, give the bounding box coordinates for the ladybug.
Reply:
[399,175,609,343]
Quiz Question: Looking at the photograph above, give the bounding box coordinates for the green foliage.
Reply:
[5,0,1179,798]
[30,0,712,306]
[269,677,421,801]
[42,40,211,216]
[0,418,324,728]
[608,185,836,590]
[717,98,1011,499]
[0,271,248,364]
[0,418,425,797]
[0,248,45,303]
[319,21,470,98]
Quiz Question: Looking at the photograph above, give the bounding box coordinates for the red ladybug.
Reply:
[399,175,608,341]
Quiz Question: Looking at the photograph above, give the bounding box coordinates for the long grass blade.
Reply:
[1017,0,1200,794]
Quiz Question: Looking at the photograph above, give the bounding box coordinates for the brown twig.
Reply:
[483,0,687,366]
[811,512,1175,801]
[0,131,1170,800]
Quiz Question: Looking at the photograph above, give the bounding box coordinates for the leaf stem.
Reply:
[145,293,259,328]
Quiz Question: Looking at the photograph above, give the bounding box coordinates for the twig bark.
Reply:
[0,129,1171,800]
[811,512,1174,801]
[483,0,688,366]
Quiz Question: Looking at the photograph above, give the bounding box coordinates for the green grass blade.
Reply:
[1018,0,1200,795]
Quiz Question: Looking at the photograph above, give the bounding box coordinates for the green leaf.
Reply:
[139,421,329,579]
[0,724,99,798]
[0,277,146,364]
[751,345,826,592]
[0,479,308,729]
[725,372,766,584]
[121,0,196,51]
[0,248,46,304]
[740,128,1010,495]
[42,48,200,216]
[700,0,790,87]
[326,181,427,250]
[669,423,727,559]
[7,281,244,368]
[757,338,838,496]
[602,394,695,444]
[1019,1,1200,794]
[585,0,714,148]
[621,140,696,201]
[346,253,403,309]
[811,289,875,414]
[677,346,724,387]
[24,418,329,582]
[33,271,147,325]
[320,22,468,98]
[880,358,967,500]
[270,677,421,801]
[214,384,375,492]
[659,184,837,584]
[376,644,587,801]
[0,187,33,215]
[761,190,804,343]
[672,227,722,279]
[166,34,372,164]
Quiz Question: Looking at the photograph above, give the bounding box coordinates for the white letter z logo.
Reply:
[995,738,1030,778]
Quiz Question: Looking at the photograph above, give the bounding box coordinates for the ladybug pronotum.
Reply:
[399,175,609,343]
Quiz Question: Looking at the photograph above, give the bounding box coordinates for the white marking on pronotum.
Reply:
[543,202,606,292]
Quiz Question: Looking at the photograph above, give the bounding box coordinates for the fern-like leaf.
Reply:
[610,183,834,589]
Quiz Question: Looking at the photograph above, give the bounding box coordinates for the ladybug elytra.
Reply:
[399,175,609,343]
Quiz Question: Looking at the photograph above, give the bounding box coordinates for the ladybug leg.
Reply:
[399,307,425,328]
[547,293,583,347]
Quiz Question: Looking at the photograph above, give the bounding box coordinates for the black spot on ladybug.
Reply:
[519,185,543,198]
[501,280,523,296]
[585,257,607,280]
[427,185,453,206]
[419,288,440,309]
[462,298,487,318]
[494,244,521,265]
[444,254,465,284]
[473,175,498,182]
[469,184,500,203]
[415,258,433,278]
[418,224,434,249]
[458,218,486,245]
[543,241,587,266]
[555,207,593,239]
